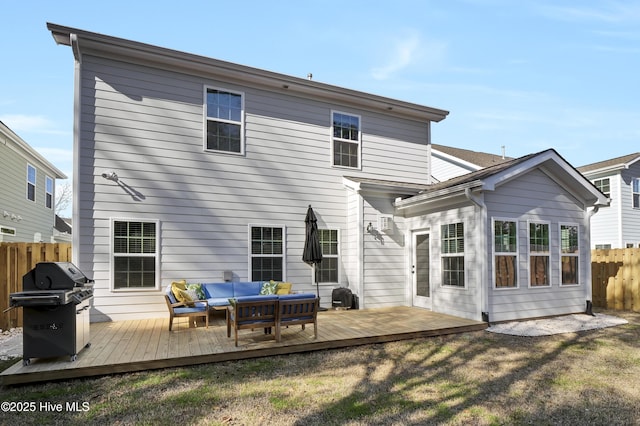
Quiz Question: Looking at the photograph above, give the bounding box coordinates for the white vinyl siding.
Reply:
[75,54,432,321]
[485,169,590,322]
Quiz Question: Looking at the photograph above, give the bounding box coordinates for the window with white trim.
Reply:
[250,225,284,281]
[332,111,360,168]
[112,220,159,290]
[27,164,36,202]
[494,219,517,288]
[45,176,54,209]
[593,178,610,198]
[529,222,550,287]
[205,87,244,154]
[316,229,339,283]
[633,178,640,208]
[560,224,579,285]
[441,223,464,287]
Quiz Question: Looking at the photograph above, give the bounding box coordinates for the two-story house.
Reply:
[48,23,607,323]
[578,153,640,248]
[0,121,67,242]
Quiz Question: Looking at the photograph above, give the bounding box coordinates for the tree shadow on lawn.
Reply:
[292,311,640,425]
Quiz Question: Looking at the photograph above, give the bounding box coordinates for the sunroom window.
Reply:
[494,219,517,288]
[560,224,579,285]
[529,222,550,287]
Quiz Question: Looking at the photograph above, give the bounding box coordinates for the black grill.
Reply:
[331,287,354,309]
[9,262,94,366]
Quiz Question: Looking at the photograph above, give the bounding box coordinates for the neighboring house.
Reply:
[53,215,73,242]
[48,23,607,323]
[431,143,511,182]
[578,153,640,249]
[0,121,67,242]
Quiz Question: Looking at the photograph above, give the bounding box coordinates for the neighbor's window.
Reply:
[316,229,339,283]
[27,164,36,202]
[561,224,579,285]
[1,226,16,236]
[45,176,53,209]
[593,178,610,198]
[113,220,158,290]
[633,178,640,208]
[250,226,284,281]
[205,87,243,154]
[529,222,550,287]
[595,244,611,249]
[332,111,360,169]
[494,219,517,288]
[441,223,465,287]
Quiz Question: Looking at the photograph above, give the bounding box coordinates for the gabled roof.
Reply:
[431,144,512,168]
[0,121,67,179]
[47,23,449,124]
[395,148,609,211]
[577,153,640,175]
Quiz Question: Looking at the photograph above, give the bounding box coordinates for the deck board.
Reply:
[1,307,486,386]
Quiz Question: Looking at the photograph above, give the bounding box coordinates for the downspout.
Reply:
[70,33,82,265]
[465,188,489,322]
[585,205,601,315]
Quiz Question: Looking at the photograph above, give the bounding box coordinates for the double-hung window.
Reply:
[332,111,361,169]
[45,176,54,209]
[441,223,464,287]
[27,164,36,202]
[529,222,550,287]
[560,224,579,285]
[205,87,243,154]
[250,226,285,281]
[593,178,610,198]
[112,220,159,290]
[494,219,517,288]
[316,229,339,283]
[633,178,640,209]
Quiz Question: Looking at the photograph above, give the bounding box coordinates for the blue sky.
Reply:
[2,0,639,216]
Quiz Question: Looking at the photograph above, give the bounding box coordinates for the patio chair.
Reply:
[226,297,278,346]
[276,296,319,342]
[164,289,209,331]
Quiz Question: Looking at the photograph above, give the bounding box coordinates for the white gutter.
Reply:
[465,188,490,322]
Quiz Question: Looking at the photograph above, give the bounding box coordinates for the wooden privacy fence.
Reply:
[592,248,640,312]
[0,242,72,330]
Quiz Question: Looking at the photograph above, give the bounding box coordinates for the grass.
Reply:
[1,309,640,425]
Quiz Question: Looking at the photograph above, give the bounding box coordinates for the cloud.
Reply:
[536,3,640,23]
[0,114,69,136]
[370,31,446,80]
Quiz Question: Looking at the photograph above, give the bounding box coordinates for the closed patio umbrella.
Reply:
[303,205,323,303]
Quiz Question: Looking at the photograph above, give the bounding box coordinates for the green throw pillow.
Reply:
[260,280,278,295]
[187,283,205,300]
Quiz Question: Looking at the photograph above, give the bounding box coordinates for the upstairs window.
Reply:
[45,176,54,209]
[494,219,517,288]
[560,224,579,285]
[27,164,36,202]
[594,178,610,198]
[205,87,243,154]
[332,111,360,169]
[441,223,465,287]
[529,222,550,287]
[633,178,640,208]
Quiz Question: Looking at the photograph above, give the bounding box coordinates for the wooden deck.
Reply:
[1,307,486,386]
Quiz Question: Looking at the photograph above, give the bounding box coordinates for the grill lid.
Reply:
[23,262,94,291]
